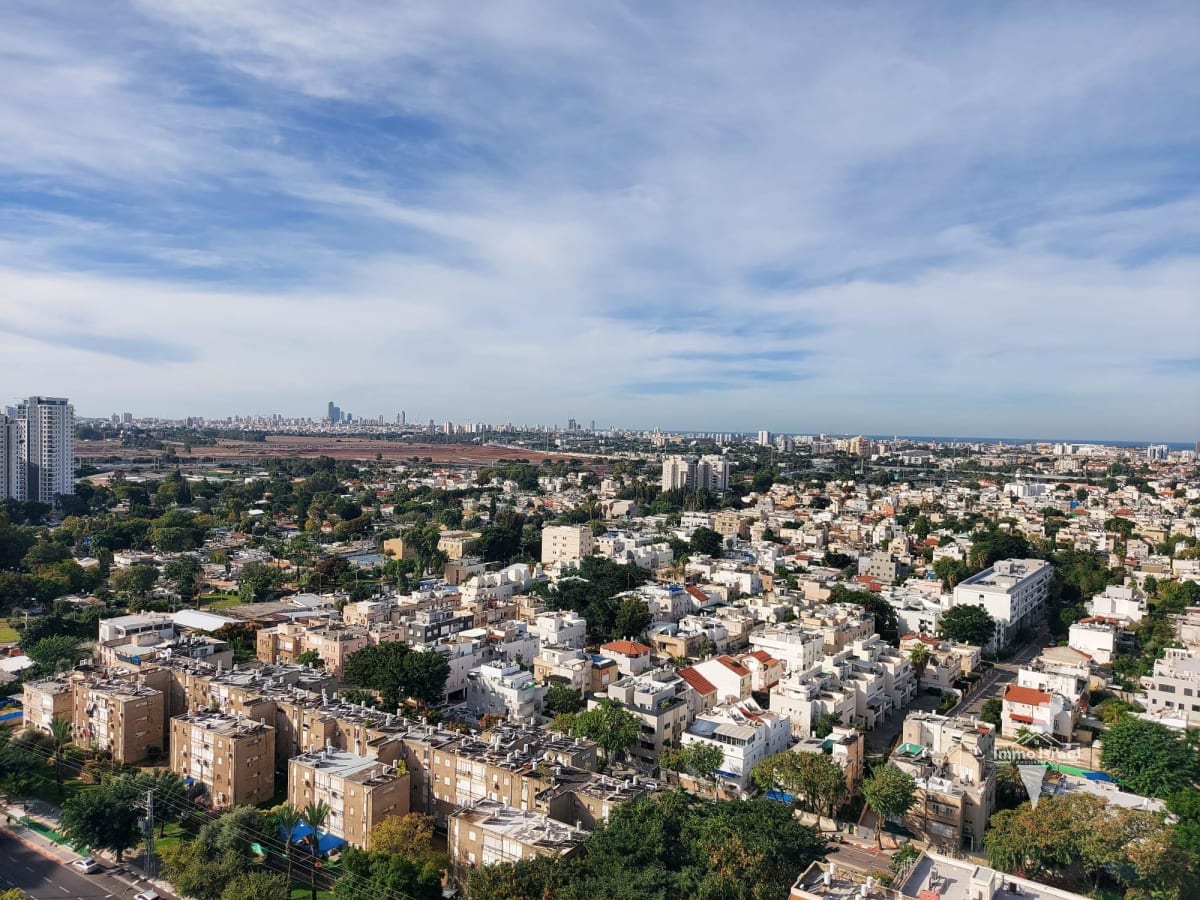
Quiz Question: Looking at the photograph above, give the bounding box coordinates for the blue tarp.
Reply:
[764,789,794,804]
[280,822,347,855]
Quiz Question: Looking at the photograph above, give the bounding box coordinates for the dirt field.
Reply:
[77,436,577,465]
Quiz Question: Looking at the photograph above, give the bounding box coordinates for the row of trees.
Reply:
[341,641,451,709]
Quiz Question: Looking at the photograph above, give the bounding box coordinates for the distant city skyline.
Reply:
[0,5,1197,438]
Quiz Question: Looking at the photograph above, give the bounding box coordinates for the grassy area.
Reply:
[25,772,86,806]
[0,624,19,642]
[199,593,242,610]
[153,821,190,856]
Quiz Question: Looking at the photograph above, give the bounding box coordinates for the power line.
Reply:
[1,733,430,900]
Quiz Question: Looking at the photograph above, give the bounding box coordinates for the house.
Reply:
[680,700,791,792]
[598,639,652,676]
[1001,684,1074,742]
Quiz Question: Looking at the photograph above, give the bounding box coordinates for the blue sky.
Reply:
[1,2,1198,440]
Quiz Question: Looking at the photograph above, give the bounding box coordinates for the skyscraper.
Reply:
[7,397,74,503]
[0,413,26,500]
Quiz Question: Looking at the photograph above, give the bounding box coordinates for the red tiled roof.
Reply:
[747,650,776,664]
[1004,684,1052,707]
[685,586,709,603]
[1009,713,1035,724]
[678,666,717,696]
[716,655,751,677]
[600,640,652,656]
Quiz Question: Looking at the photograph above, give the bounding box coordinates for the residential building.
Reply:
[466,662,547,722]
[1001,684,1074,741]
[792,724,864,794]
[1088,583,1147,624]
[449,798,587,885]
[890,713,996,851]
[72,677,166,764]
[749,624,824,674]
[533,645,592,695]
[660,455,729,493]
[288,746,410,849]
[9,397,74,503]
[170,712,275,806]
[0,414,25,500]
[898,634,981,691]
[770,670,857,738]
[681,700,791,791]
[540,525,594,565]
[601,669,694,764]
[688,656,753,703]
[1139,647,1200,728]
[21,678,73,734]
[533,611,586,649]
[857,551,910,583]
[597,639,652,675]
[1068,618,1119,665]
[952,558,1053,650]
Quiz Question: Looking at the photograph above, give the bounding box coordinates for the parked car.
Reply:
[133,891,160,900]
[71,857,101,874]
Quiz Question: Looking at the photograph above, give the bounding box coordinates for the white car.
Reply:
[134,891,160,900]
[71,857,101,874]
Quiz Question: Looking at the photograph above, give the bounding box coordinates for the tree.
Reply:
[1100,716,1199,798]
[572,699,640,763]
[303,800,332,900]
[400,650,451,706]
[544,682,585,717]
[333,847,444,900]
[813,712,842,739]
[661,743,726,782]
[274,803,304,888]
[994,761,1027,809]
[612,596,651,640]
[689,527,724,557]
[296,649,324,668]
[160,839,247,900]
[109,563,159,599]
[937,604,996,646]
[46,716,72,796]
[164,555,203,603]
[237,562,283,602]
[138,768,188,836]
[828,584,901,645]
[751,752,846,818]
[314,555,351,584]
[367,813,444,867]
[60,775,144,862]
[221,871,290,900]
[861,765,917,845]
[933,557,969,590]
[981,698,1003,729]
[909,642,931,682]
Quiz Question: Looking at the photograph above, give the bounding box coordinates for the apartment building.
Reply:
[5,397,74,503]
[466,662,547,721]
[607,670,697,761]
[1088,583,1147,624]
[597,639,652,676]
[890,713,996,851]
[749,624,824,674]
[532,610,587,649]
[1067,619,1119,665]
[1001,684,1074,741]
[952,559,1053,650]
[256,622,372,674]
[792,725,864,794]
[532,645,592,695]
[688,656,753,703]
[21,678,73,734]
[1140,647,1200,728]
[770,670,857,738]
[449,798,587,885]
[436,530,481,560]
[681,700,791,791]
[399,607,476,647]
[288,746,409,849]
[170,712,275,806]
[660,455,729,493]
[73,677,166,763]
[898,634,981,691]
[540,525,594,565]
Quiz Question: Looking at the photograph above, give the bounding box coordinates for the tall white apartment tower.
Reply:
[14,397,74,503]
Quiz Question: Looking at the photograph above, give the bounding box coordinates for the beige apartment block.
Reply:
[540,525,594,565]
[170,712,275,807]
[21,678,73,735]
[449,798,587,885]
[288,746,410,849]
[72,677,166,764]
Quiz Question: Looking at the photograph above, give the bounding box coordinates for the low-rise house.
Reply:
[680,700,791,792]
[1001,684,1075,742]
[598,639,652,676]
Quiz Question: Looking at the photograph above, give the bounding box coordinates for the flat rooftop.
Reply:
[291,746,401,784]
[900,851,1089,900]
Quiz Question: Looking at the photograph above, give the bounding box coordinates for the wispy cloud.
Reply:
[0,2,1196,438]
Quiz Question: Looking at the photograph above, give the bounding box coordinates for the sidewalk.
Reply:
[5,797,180,900]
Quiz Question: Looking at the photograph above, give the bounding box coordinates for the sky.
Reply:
[1,2,1198,440]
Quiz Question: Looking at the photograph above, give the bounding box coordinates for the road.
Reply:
[952,627,1048,719]
[0,832,158,900]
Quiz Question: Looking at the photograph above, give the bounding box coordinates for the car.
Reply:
[133,891,160,900]
[71,857,101,874]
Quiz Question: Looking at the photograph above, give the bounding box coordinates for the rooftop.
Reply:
[900,851,1090,900]
[452,798,587,852]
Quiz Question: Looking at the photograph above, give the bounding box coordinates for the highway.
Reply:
[0,833,161,900]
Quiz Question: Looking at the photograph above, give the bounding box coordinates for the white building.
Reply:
[660,455,729,493]
[1088,584,1147,624]
[1067,619,1118,665]
[749,624,824,674]
[540,525,594,565]
[952,559,1053,650]
[5,397,74,503]
[465,662,547,722]
[1139,647,1200,728]
[533,611,586,649]
[681,700,791,791]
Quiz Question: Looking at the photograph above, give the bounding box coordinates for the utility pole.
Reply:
[143,789,157,879]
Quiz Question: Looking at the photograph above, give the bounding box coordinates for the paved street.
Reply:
[952,627,1048,719]
[0,829,166,900]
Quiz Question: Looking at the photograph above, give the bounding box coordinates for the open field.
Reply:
[77,436,579,466]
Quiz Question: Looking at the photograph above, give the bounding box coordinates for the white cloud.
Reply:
[0,2,1197,438]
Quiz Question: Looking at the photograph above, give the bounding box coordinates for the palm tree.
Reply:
[995,760,1027,807]
[49,717,72,797]
[909,643,931,685]
[302,799,331,900]
[274,803,303,889]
